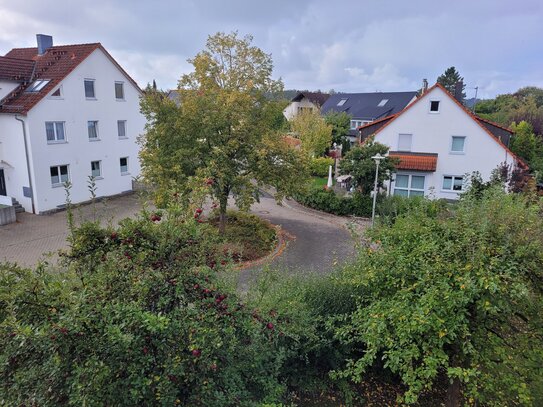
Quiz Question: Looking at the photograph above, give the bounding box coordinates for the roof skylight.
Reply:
[337,98,348,106]
[378,99,388,107]
[26,79,50,92]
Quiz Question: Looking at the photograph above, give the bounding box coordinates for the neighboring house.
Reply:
[282,91,329,120]
[0,34,145,214]
[321,91,418,144]
[358,83,525,200]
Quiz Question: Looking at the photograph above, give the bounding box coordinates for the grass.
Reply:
[311,177,330,188]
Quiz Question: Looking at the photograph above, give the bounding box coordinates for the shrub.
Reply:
[295,186,375,217]
[0,214,288,406]
[309,157,334,177]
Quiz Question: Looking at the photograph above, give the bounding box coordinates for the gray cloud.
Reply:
[1,0,541,98]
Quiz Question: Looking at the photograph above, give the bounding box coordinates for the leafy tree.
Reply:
[289,109,333,157]
[332,188,543,405]
[510,121,543,181]
[324,111,352,152]
[139,32,308,233]
[437,66,466,101]
[339,138,397,194]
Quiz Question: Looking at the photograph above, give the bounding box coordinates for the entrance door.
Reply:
[0,169,6,196]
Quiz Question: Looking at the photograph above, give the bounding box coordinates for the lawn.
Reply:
[311,176,330,188]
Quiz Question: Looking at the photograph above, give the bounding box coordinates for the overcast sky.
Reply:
[1,0,541,99]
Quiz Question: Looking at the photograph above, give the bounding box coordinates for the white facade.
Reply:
[283,97,319,120]
[373,86,519,200]
[0,48,145,213]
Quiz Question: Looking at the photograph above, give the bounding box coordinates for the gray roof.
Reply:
[321,91,418,121]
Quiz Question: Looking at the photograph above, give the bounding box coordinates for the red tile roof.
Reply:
[0,56,35,81]
[1,43,141,114]
[389,152,438,172]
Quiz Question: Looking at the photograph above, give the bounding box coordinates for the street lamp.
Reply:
[371,153,385,227]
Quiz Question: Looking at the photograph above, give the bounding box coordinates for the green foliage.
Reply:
[437,66,466,101]
[290,109,333,157]
[0,214,289,406]
[295,186,374,217]
[339,138,397,195]
[376,194,448,226]
[139,31,308,232]
[331,188,543,405]
[510,121,543,181]
[324,111,351,150]
[308,157,334,177]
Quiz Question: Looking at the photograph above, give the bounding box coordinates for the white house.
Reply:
[0,35,145,214]
[358,83,525,200]
[282,91,330,120]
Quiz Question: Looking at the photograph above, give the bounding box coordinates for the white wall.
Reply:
[23,48,145,213]
[375,87,517,200]
[0,114,33,210]
[283,98,318,120]
[0,80,19,100]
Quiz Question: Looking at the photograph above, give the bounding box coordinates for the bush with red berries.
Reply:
[0,214,287,406]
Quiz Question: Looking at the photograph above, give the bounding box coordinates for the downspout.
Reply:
[15,115,35,214]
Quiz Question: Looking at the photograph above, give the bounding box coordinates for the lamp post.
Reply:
[371,153,385,227]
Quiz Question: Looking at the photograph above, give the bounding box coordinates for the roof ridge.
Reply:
[475,116,513,133]
[9,42,101,51]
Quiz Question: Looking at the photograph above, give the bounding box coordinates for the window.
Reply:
[45,122,65,143]
[394,174,425,197]
[120,157,129,174]
[84,79,95,98]
[50,165,69,187]
[91,160,102,178]
[378,99,388,107]
[50,86,62,98]
[115,81,124,100]
[350,120,364,130]
[430,100,440,112]
[450,136,466,153]
[87,121,99,140]
[442,175,464,191]
[297,106,313,114]
[117,120,127,138]
[397,134,412,151]
[337,98,348,106]
[26,79,50,92]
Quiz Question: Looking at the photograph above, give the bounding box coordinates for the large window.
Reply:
[397,134,412,151]
[450,136,466,153]
[115,81,124,100]
[120,157,129,174]
[50,165,69,187]
[45,122,66,143]
[84,79,95,98]
[394,174,425,197]
[91,160,102,178]
[442,175,464,191]
[117,120,127,138]
[88,121,99,140]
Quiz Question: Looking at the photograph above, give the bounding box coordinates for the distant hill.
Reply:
[464,97,482,109]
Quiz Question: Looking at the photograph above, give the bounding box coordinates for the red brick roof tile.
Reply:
[0,56,35,81]
[389,152,438,172]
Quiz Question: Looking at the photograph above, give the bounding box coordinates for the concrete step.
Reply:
[11,198,25,213]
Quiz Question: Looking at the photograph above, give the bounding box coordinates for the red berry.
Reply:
[110,232,118,239]
[192,349,201,357]
[143,347,148,355]
[193,284,200,290]
[196,208,203,214]
[266,322,274,330]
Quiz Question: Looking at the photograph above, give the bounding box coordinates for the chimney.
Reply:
[454,80,464,102]
[422,78,428,94]
[36,34,53,55]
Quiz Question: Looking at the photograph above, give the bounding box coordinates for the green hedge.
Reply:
[295,186,374,217]
[309,157,334,177]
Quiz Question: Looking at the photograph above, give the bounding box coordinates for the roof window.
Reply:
[337,98,348,106]
[26,79,50,92]
[378,99,388,107]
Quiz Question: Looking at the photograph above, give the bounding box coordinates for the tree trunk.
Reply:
[445,377,462,407]
[218,193,228,235]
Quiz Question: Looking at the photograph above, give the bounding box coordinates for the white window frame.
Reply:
[429,100,440,113]
[84,79,96,99]
[393,173,426,197]
[45,121,66,144]
[27,79,50,93]
[337,98,347,106]
[350,120,364,130]
[115,81,125,100]
[88,121,99,141]
[50,164,69,187]
[117,120,127,139]
[120,157,129,175]
[91,160,102,179]
[450,136,466,154]
[397,133,413,152]
[48,85,63,99]
[442,175,464,192]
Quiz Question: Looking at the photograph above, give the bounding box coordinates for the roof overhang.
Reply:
[389,151,438,172]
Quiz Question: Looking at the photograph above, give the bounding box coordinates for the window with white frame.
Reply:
[49,86,62,98]
[450,136,466,153]
[117,120,127,138]
[397,134,412,151]
[350,120,364,130]
[84,79,95,98]
[115,81,124,100]
[429,100,440,113]
[45,122,65,143]
[337,98,347,106]
[120,157,129,174]
[88,121,99,140]
[50,165,69,186]
[26,79,50,92]
[91,160,102,178]
[442,175,464,191]
[394,174,425,197]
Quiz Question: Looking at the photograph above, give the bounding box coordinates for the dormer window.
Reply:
[378,99,388,107]
[337,98,347,106]
[430,100,440,113]
[26,80,50,92]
